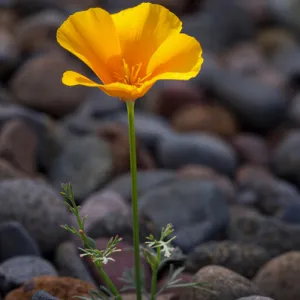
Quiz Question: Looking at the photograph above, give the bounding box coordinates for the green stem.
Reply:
[150,249,161,300]
[96,262,122,300]
[126,101,142,300]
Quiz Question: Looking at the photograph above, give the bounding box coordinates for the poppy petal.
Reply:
[57,8,122,84]
[112,2,182,71]
[147,33,203,81]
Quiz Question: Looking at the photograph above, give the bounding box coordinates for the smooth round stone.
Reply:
[272,130,300,186]
[208,69,287,131]
[0,256,57,287]
[185,241,270,278]
[178,265,260,300]
[157,133,237,176]
[139,178,229,253]
[77,190,129,233]
[106,170,176,201]
[54,242,95,284]
[49,136,113,202]
[0,179,70,253]
[0,221,40,263]
[32,291,58,300]
[253,252,300,300]
[228,206,300,256]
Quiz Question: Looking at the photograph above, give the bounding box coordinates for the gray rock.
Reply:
[139,178,229,253]
[178,265,260,300]
[49,136,113,202]
[185,241,270,278]
[55,242,95,284]
[0,256,57,286]
[236,297,274,300]
[32,291,58,300]
[0,221,40,263]
[106,170,176,201]
[157,133,237,176]
[228,206,300,256]
[0,179,70,252]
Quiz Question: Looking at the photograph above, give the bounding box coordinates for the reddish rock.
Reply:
[0,120,37,174]
[171,104,238,137]
[9,51,89,117]
[4,276,95,300]
[144,81,204,119]
[98,123,155,175]
[86,239,152,292]
[232,133,269,166]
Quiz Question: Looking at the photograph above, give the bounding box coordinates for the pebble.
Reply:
[228,206,300,256]
[49,136,113,202]
[139,178,229,253]
[178,265,260,300]
[54,242,95,284]
[0,119,37,175]
[185,241,270,278]
[0,221,40,263]
[9,51,89,117]
[4,276,95,300]
[0,179,70,253]
[157,133,237,176]
[0,256,57,289]
[253,251,300,300]
[106,170,176,201]
[78,190,129,233]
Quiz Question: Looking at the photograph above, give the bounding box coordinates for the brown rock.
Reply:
[121,294,172,300]
[0,28,19,78]
[9,51,88,117]
[0,8,18,31]
[253,251,300,300]
[4,276,95,300]
[171,104,238,137]
[232,134,269,166]
[14,10,65,54]
[86,239,151,292]
[0,120,37,174]
[0,158,28,179]
[178,265,260,300]
[143,81,204,119]
[98,123,155,175]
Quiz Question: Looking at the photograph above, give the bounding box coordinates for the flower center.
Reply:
[113,59,152,87]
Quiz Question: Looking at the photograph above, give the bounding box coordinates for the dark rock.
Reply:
[9,51,89,117]
[49,136,113,202]
[185,241,270,278]
[236,297,274,300]
[208,69,287,131]
[232,134,269,166]
[139,178,229,253]
[0,159,29,179]
[178,265,260,300]
[288,93,300,126]
[32,291,58,300]
[54,242,95,284]
[236,165,300,223]
[4,276,95,300]
[228,206,300,256]
[0,120,37,175]
[0,179,70,253]
[253,251,300,300]
[106,170,176,201]
[0,221,40,263]
[0,256,57,293]
[157,133,237,176]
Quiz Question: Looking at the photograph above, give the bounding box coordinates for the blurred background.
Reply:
[2,0,300,299]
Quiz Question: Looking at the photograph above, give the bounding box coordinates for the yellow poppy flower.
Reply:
[57,2,203,101]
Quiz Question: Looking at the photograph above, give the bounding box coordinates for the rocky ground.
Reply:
[1,0,300,299]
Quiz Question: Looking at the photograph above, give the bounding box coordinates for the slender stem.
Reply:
[96,262,122,300]
[150,249,161,300]
[126,101,142,300]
